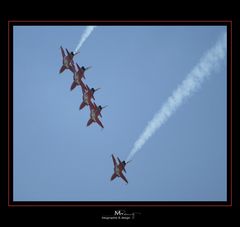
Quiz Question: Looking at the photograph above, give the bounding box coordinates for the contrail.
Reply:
[74,26,96,53]
[126,32,226,162]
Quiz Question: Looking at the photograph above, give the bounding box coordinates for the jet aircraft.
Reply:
[59,46,79,74]
[110,154,130,184]
[70,63,91,91]
[86,101,107,128]
[79,84,100,110]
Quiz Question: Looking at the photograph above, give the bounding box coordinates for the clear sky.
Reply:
[13,25,227,201]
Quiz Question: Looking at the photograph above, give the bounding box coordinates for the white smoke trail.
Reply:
[74,26,96,53]
[126,32,226,162]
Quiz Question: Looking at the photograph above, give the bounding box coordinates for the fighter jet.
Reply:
[79,83,100,110]
[86,101,107,129]
[59,46,80,74]
[70,63,92,91]
[110,154,130,184]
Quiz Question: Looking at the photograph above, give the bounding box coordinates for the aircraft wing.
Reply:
[93,102,98,109]
[117,157,121,164]
[66,48,70,56]
[110,173,117,181]
[119,172,128,184]
[60,46,65,58]
[79,102,87,110]
[76,63,83,72]
[59,65,66,74]
[111,154,117,167]
[96,118,104,128]
[70,81,78,91]
[86,84,90,92]
[87,119,94,127]
[76,63,81,71]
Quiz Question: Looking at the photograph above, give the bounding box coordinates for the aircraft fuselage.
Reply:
[64,55,73,68]
[114,166,121,177]
[74,73,81,84]
[83,91,90,105]
[64,58,70,68]
[90,109,96,122]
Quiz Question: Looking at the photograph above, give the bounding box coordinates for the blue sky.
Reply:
[13,26,227,201]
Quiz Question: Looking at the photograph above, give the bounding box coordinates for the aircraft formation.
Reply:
[59,46,107,129]
[59,46,130,184]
